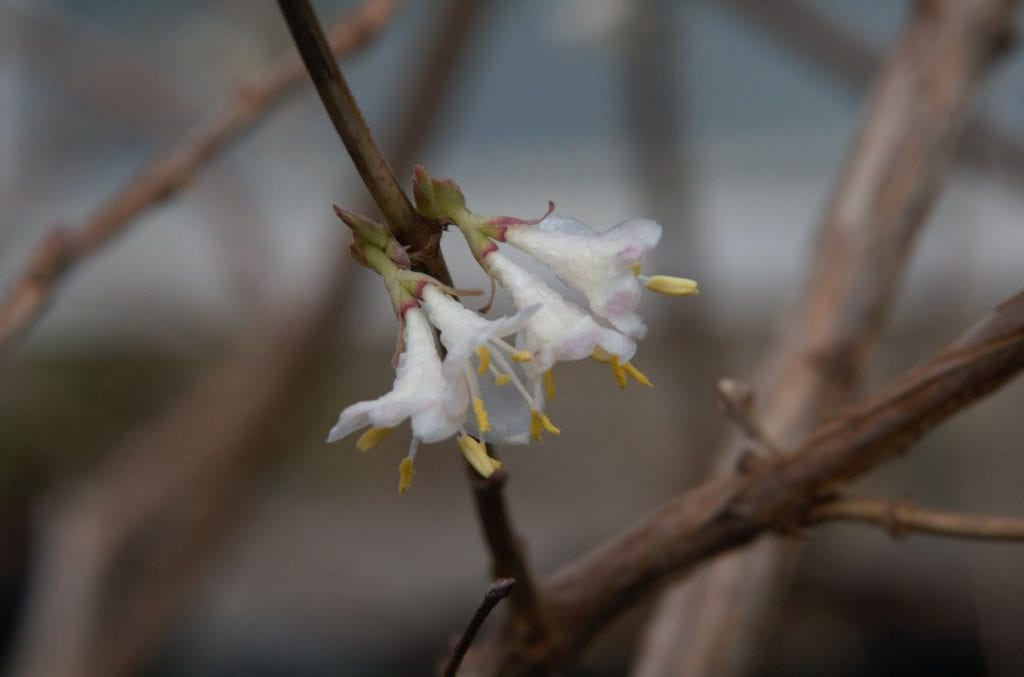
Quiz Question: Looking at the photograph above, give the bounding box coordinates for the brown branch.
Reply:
[277,0,450,284]
[721,0,1024,184]
[443,578,516,677]
[635,1,1020,674]
[0,0,399,357]
[457,288,1024,672]
[807,497,1024,541]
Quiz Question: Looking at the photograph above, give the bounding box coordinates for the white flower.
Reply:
[326,307,462,492]
[501,215,661,338]
[420,284,555,445]
[484,250,636,377]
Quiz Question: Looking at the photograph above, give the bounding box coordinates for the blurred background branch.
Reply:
[808,497,1024,541]
[0,0,398,357]
[635,1,1019,674]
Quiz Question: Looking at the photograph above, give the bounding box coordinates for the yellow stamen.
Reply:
[630,262,642,276]
[538,412,560,435]
[356,426,393,452]
[590,346,612,363]
[398,457,414,494]
[543,370,555,400]
[457,435,501,478]
[476,345,491,376]
[530,410,543,441]
[622,362,652,387]
[473,397,490,433]
[509,350,532,363]
[644,275,699,296]
[609,357,627,389]
[494,373,512,386]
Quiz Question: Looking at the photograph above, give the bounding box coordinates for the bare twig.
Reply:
[466,457,548,650]
[277,0,449,282]
[459,287,1024,673]
[0,0,399,356]
[635,1,1020,674]
[716,379,782,458]
[280,0,548,649]
[808,497,1024,541]
[443,578,516,677]
[721,0,1024,185]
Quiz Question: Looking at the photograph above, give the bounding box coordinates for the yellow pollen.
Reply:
[609,357,628,389]
[509,350,532,363]
[543,371,556,400]
[494,373,512,386]
[644,275,699,297]
[457,435,501,478]
[539,412,561,435]
[530,410,543,441]
[473,397,490,433]
[398,457,414,494]
[356,426,393,452]
[630,262,642,276]
[623,362,653,387]
[475,345,491,375]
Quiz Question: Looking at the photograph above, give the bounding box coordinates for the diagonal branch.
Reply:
[277,0,448,282]
[807,497,1024,541]
[0,0,399,357]
[468,287,1024,671]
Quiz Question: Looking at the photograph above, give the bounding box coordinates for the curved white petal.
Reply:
[503,215,662,338]
[486,251,635,374]
[327,308,456,444]
[421,285,540,444]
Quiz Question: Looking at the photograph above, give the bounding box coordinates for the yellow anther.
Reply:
[398,457,415,494]
[630,262,642,276]
[457,435,501,478]
[509,350,532,362]
[356,426,393,452]
[590,346,612,363]
[543,370,555,400]
[643,275,699,297]
[538,412,561,435]
[622,362,652,387]
[530,410,543,441]
[473,397,491,433]
[475,345,491,375]
[494,373,512,386]
[609,357,627,389]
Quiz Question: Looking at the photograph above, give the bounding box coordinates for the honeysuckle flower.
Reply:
[484,250,637,378]
[326,307,464,490]
[419,283,559,444]
[499,215,662,338]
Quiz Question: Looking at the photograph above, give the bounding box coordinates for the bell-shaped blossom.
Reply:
[420,284,556,445]
[484,251,636,378]
[327,307,463,491]
[500,215,661,338]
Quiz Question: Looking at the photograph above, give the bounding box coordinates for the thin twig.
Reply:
[635,1,1020,674]
[279,0,549,650]
[808,497,1024,541]
[443,578,516,677]
[466,456,548,648]
[716,379,782,459]
[276,0,449,282]
[0,0,399,357]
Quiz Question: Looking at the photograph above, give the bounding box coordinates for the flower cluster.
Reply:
[327,168,698,492]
